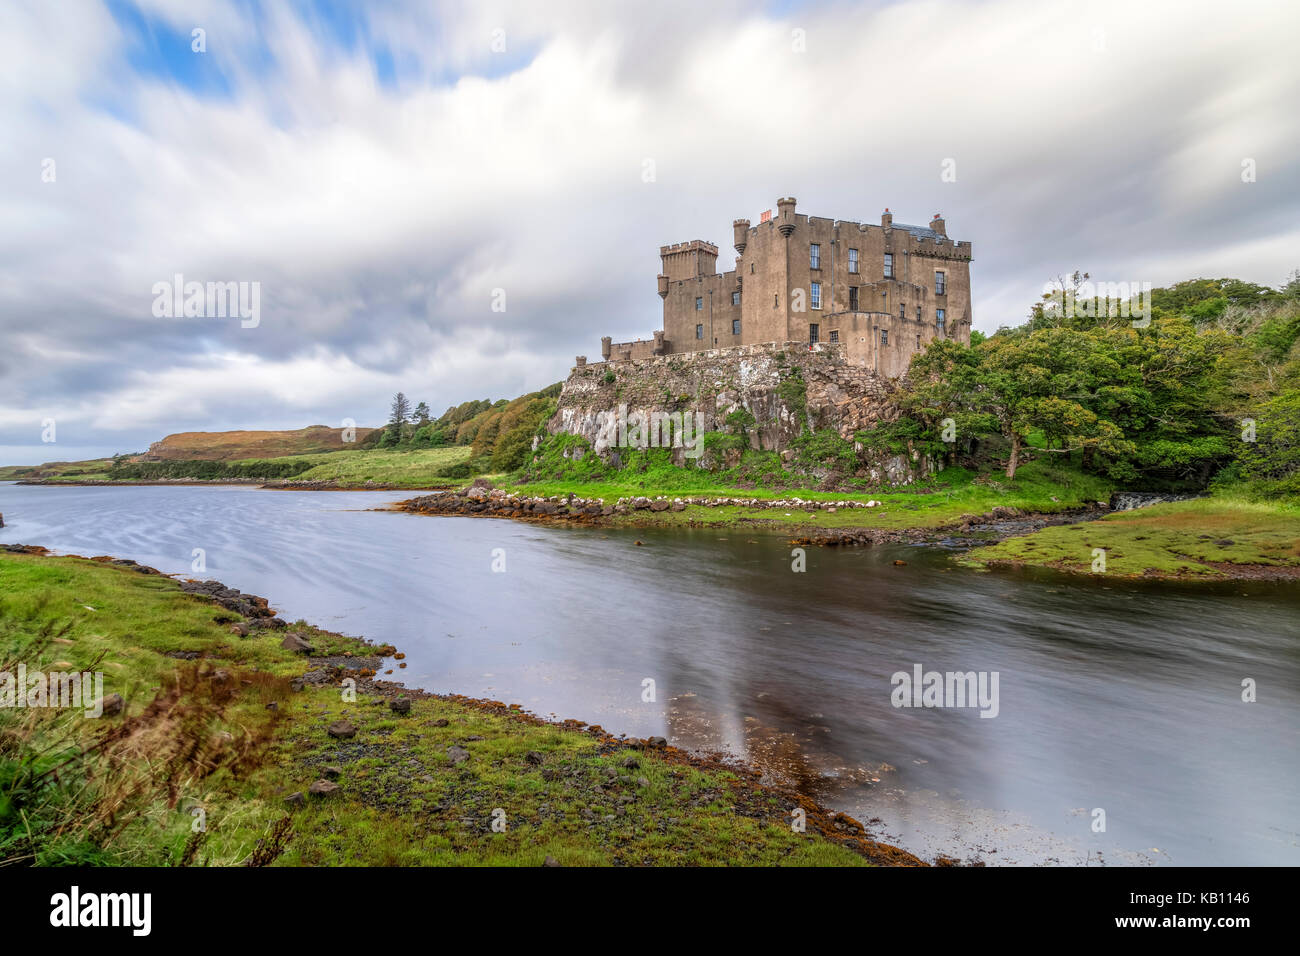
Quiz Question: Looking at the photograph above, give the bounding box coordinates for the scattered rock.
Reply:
[99,693,124,717]
[446,745,470,765]
[389,697,411,715]
[309,779,340,797]
[323,765,343,779]
[542,855,562,867]
[284,792,306,807]
[327,720,357,739]
[525,751,544,765]
[281,632,315,654]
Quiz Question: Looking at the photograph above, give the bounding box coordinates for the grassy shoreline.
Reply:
[960,496,1300,580]
[0,548,920,866]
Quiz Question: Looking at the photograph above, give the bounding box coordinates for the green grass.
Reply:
[0,551,886,866]
[512,459,1115,533]
[255,446,472,486]
[3,446,474,489]
[962,495,1300,577]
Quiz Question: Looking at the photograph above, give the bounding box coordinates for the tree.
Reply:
[389,392,411,431]
[412,401,431,425]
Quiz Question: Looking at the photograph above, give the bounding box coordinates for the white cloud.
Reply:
[1,0,1297,461]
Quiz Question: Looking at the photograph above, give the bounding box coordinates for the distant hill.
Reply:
[141,425,378,461]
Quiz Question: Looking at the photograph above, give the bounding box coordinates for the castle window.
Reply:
[935,271,946,295]
[937,308,946,331]
[731,290,741,306]
[849,286,859,311]
[810,281,821,309]
[829,329,839,343]
[916,335,921,349]
[884,253,893,278]
[732,318,741,335]
[695,324,703,339]
[810,244,821,269]
[916,305,922,320]
[695,297,703,310]
[848,249,859,274]
[880,329,888,346]
[809,323,819,345]
[899,303,905,319]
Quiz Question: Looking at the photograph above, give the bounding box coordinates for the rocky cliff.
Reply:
[547,342,924,483]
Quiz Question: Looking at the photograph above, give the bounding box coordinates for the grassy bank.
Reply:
[961,495,1300,579]
[5,446,474,489]
[0,550,911,866]
[494,459,1114,533]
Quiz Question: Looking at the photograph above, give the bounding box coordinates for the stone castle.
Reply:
[581,197,973,378]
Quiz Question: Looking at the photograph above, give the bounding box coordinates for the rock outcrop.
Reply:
[547,341,927,483]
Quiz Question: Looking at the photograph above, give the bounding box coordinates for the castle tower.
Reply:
[659,240,719,281]
[733,218,750,255]
[776,197,797,237]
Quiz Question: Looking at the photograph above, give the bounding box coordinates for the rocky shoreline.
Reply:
[396,480,1111,547]
[1,544,929,865]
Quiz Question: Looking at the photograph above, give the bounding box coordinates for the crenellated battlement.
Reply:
[601,195,974,378]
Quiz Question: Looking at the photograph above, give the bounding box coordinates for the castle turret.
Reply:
[601,336,612,361]
[930,213,946,236]
[657,274,669,299]
[881,208,893,229]
[659,240,719,280]
[733,218,750,254]
[777,197,797,237]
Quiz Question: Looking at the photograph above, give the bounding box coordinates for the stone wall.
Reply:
[548,340,925,482]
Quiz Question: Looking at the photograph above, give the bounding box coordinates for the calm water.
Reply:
[1,482,1296,866]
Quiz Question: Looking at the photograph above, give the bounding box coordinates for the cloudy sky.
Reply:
[2,0,1297,464]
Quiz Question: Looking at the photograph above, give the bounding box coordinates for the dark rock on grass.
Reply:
[327,720,358,739]
[99,693,124,717]
[620,755,640,769]
[323,765,343,779]
[446,745,470,765]
[645,736,667,749]
[281,632,315,653]
[525,750,544,765]
[309,779,340,797]
[542,855,561,867]
[464,734,485,741]
[284,792,306,807]
[432,718,449,727]
[389,697,411,715]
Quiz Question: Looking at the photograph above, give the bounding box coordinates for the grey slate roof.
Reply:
[893,222,946,240]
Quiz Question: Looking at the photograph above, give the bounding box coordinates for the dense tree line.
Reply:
[368,383,562,472]
[857,273,1300,495]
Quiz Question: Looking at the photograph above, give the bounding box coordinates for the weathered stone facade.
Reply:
[549,340,925,483]
[591,197,973,378]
